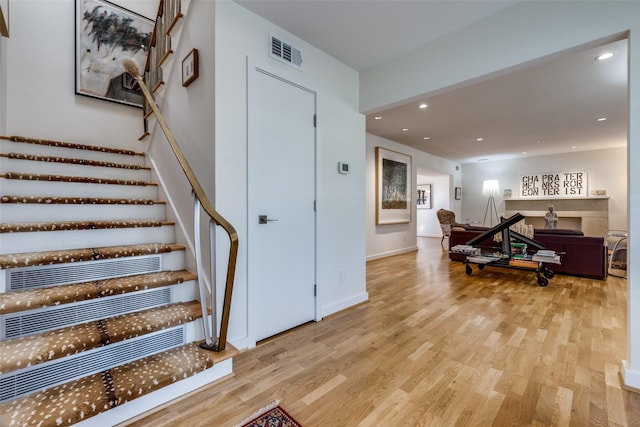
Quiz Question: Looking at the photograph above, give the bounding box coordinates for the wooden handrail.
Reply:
[125,59,238,351]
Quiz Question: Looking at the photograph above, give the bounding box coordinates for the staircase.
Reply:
[0,136,237,426]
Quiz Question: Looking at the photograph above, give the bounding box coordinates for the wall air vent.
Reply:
[269,34,303,69]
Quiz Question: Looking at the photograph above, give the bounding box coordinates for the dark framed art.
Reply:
[455,187,462,200]
[75,0,153,107]
[375,147,412,225]
[182,48,199,87]
[416,184,431,209]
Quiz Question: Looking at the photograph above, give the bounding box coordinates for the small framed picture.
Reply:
[416,184,431,209]
[182,48,199,87]
[455,187,462,200]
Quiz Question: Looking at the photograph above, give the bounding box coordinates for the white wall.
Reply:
[366,133,460,260]
[0,33,6,134]
[417,174,449,237]
[460,147,628,231]
[3,0,156,149]
[214,0,366,348]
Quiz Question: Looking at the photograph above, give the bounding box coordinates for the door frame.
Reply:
[246,57,320,344]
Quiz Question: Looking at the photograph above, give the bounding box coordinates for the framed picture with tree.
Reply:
[375,147,412,224]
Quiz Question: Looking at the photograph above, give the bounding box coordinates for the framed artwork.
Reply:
[375,147,412,224]
[182,48,199,87]
[75,0,153,107]
[455,187,462,200]
[416,184,431,209]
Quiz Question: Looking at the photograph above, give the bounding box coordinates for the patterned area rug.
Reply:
[236,400,301,427]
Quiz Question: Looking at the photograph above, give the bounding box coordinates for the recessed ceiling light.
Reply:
[423,136,431,140]
[477,158,488,162]
[374,116,382,120]
[536,139,544,144]
[419,103,428,109]
[571,145,577,149]
[596,52,614,61]
[476,137,484,142]
[522,152,528,155]
[402,128,409,131]
[596,117,607,122]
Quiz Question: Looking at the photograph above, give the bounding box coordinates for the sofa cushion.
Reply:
[464,226,490,232]
[534,228,584,236]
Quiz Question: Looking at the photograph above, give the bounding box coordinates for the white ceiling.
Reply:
[234,0,628,164]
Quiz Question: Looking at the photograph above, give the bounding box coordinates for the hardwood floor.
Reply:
[124,237,638,426]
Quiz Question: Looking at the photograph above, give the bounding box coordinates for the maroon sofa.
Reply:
[449,227,607,279]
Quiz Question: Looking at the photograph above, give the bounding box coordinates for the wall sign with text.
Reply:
[519,171,588,198]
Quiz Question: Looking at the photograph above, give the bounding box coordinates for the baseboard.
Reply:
[320,291,369,318]
[366,246,418,262]
[622,360,640,392]
[230,335,256,351]
[79,358,233,427]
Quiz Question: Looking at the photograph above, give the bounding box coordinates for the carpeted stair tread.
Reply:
[0,243,184,269]
[0,342,234,427]
[0,195,160,205]
[1,152,149,170]
[1,171,152,186]
[1,135,145,157]
[0,301,202,374]
[0,219,172,233]
[0,270,197,315]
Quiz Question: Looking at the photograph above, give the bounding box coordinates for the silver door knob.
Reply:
[258,215,279,224]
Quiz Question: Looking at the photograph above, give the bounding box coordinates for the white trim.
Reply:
[622,360,640,391]
[147,155,197,260]
[366,246,419,261]
[320,291,369,318]
[230,335,255,351]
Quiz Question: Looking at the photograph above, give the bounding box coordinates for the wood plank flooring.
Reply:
[124,237,639,426]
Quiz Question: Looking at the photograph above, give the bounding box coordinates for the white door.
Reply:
[248,66,316,342]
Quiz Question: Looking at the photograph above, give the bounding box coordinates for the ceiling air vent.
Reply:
[269,34,303,69]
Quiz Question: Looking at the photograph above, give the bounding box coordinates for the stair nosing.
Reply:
[0,270,197,315]
[1,135,145,157]
[1,172,155,186]
[1,152,150,170]
[0,243,185,270]
[0,220,173,234]
[0,195,164,205]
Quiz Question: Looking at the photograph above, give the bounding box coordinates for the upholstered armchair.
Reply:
[436,209,466,248]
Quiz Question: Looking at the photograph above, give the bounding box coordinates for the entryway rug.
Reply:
[236,400,301,427]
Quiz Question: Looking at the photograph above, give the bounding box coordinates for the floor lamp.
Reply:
[482,179,500,227]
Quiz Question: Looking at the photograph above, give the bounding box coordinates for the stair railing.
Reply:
[124,1,237,352]
[125,58,238,352]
